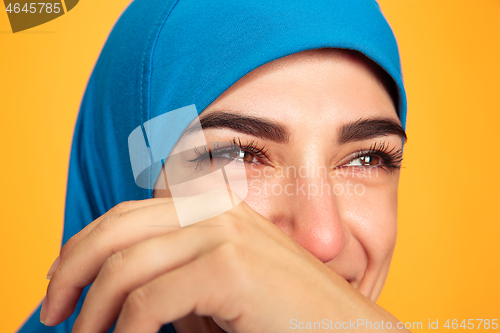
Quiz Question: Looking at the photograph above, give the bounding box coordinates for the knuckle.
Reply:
[214,243,243,270]
[220,213,245,236]
[124,287,150,314]
[215,212,233,226]
[113,200,136,214]
[93,213,121,237]
[213,243,252,290]
[102,251,126,277]
[216,242,239,260]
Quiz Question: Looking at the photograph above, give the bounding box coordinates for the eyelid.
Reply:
[335,151,367,168]
[232,137,271,161]
[189,138,272,168]
[335,142,403,170]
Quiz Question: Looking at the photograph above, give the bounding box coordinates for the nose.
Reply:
[269,170,350,263]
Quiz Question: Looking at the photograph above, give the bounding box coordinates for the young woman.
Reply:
[20,0,409,332]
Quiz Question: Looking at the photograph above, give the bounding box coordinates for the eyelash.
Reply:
[188,137,270,170]
[188,138,402,171]
[347,141,403,171]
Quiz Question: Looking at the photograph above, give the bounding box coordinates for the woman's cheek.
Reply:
[336,173,399,262]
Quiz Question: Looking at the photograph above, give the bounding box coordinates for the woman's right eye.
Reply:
[186,144,244,170]
[187,138,271,171]
[211,149,258,164]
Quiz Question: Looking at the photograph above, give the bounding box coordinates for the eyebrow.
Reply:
[338,118,407,144]
[187,111,406,144]
[187,111,290,144]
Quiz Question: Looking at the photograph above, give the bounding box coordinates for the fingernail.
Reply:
[40,295,47,324]
[46,256,59,280]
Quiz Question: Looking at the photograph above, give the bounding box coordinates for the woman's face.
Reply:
[154,49,405,301]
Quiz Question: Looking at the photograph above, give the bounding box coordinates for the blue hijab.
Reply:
[20,0,406,331]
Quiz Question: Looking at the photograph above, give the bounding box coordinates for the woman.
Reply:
[20,0,408,332]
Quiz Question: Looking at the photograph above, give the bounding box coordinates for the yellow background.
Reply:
[1,0,499,332]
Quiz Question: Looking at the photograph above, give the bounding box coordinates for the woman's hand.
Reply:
[41,190,404,333]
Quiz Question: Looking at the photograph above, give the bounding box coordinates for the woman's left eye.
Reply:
[345,154,382,167]
[340,142,403,170]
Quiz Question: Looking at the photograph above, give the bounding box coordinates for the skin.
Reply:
[40,49,408,332]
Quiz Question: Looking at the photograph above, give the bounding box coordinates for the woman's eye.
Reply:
[216,150,257,163]
[345,155,382,167]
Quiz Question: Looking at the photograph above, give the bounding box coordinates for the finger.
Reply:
[43,202,180,326]
[44,189,236,326]
[56,198,171,265]
[113,245,246,333]
[57,187,240,271]
[73,225,228,333]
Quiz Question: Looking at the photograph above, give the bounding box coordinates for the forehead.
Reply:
[205,49,400,131]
